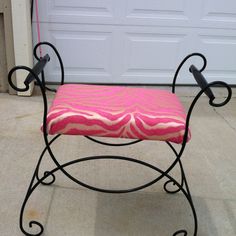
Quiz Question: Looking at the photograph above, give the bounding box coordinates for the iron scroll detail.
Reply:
[172,53,207,93]
[33,41,65,86]
[8,46,232,236]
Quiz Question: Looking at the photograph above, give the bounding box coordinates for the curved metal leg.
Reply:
[20,168,44,235]
[163,142,197,235]
[171,172,198,236]
[20,155,197,236]
[163,142,185,194]
[20,193,44,236]
[27,135,197,235]
[34,134,61,185]
[44,136,189,195]
[163,158,185,194]
[22,129,197,235]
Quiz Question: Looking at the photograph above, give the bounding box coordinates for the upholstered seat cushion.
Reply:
[45,84,190,144]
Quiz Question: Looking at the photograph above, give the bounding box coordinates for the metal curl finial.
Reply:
[208,81,232,107]
[164,180,182,194]
[8,65,44,92]
[8,66,31,92]
[41,171,56,185]
[172,53,207,93]
[33,41,64,85]
[20,220,44,236]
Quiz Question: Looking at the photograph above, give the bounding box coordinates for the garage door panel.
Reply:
[52,0,113,13]
[126,0,187,19]
[122,32,186,71]
[203,0,236,21]
[52,34,113,82]
[36,0,191,27]
[201,0,236,28]
[124,0,190,27]
[50,0,114,17]
[51,31,112,71]
[119,28,192,84]
[35,0,236,29]
[195,31,236,83]
[35,0,117,24]
[33,1,236,84]
[34,23,114,83]
[199,35,236,69]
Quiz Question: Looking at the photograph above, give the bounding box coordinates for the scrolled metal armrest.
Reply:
[8,54,50,92]
[172,53,207,93]
[8,65,49,136]
[33,41,64,85]
[171,53,232,157]
[25,54,50,85]
[189,64,215,101]
[173,53,232,107]
[180,80,232,151]
[207,81,232,107]
[8,66,36,92]
[188,65,232,107]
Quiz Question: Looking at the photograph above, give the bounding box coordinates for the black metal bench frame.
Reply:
[8,42,232,236]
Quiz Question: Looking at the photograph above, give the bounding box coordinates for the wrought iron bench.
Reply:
[8,42,232,236]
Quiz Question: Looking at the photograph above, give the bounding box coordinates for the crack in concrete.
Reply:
[213,108,236,133]
[44,187,56,230]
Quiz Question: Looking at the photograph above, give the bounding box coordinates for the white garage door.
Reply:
[33,0,236,84]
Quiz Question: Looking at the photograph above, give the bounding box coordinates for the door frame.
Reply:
[0,0,16,94]
[11,0,34,96]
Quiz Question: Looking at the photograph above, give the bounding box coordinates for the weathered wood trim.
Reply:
[0,0,16,94]
[11,0,34,96]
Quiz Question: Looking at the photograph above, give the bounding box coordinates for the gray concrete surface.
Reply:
[0,87,235,236]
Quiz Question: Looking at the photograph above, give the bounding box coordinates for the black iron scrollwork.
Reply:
[165,54,232,197]
[33,41,65,86]
[34,135,61,185]
[208,81,232,107]
[172,53,207,93]
[8,66,32,92]
[20,220,44,236]
[8,45,232,236]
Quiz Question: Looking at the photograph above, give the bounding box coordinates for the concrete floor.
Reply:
[0,87,236,236]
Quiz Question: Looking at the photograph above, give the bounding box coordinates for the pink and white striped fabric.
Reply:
[45,84,190,144]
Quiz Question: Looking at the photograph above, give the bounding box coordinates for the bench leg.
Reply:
[19,146,198,236]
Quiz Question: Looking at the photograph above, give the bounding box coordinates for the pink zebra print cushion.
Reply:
[45,84,190,144]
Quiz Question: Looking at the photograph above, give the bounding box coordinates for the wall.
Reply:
[11,0,33,96]
[0,13,7,92]
[0,0,16,94]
